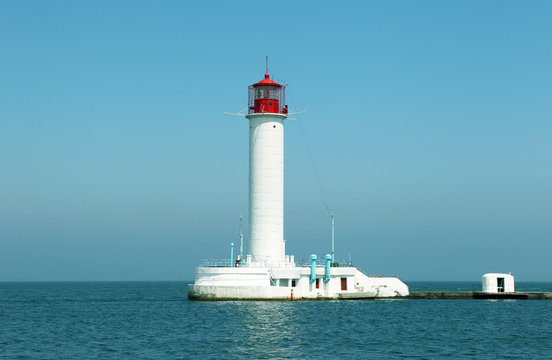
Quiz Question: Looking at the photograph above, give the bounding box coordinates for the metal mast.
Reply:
[331,211,335,264]
[239,215,244,260]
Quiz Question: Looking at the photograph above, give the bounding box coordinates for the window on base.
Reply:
[279,279,289,287]
[291,280,296,287]
[341,277,347,291]
[315,278,320,289]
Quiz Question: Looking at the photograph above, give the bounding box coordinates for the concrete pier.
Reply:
[406,291,552,300]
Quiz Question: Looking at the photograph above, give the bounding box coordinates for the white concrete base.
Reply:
[188,264,409,300]
[482,273,515,293]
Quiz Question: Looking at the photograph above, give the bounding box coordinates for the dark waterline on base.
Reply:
[2,281,552,359]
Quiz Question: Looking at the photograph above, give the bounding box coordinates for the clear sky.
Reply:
[1,1,551,281]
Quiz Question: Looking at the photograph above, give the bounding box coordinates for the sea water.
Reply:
[1,281,552,359]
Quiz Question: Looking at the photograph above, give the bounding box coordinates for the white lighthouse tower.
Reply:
[188,67,409,300]
[246,72,288,264]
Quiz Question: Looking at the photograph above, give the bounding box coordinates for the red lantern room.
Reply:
[248,73,288,115]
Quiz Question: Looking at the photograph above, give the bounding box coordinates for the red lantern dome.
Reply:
[248,73,288,115]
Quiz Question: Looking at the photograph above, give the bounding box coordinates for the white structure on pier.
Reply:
[188,69,409,300]
[482,273,515,293]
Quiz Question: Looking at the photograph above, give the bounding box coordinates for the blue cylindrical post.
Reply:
[324,254,331,283]
[310,254,317,284]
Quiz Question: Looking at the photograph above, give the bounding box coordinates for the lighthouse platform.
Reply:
[188,258,409,301]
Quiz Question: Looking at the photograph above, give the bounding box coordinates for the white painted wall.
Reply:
[194,266,269,287]
[246,113,287,263]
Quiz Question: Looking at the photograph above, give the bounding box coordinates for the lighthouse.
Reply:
[246,72,288,264]
[188,66,409,300]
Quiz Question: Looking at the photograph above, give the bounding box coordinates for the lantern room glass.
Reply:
[256,86,279,99]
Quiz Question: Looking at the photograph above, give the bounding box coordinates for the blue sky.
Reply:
[1,1,550,281]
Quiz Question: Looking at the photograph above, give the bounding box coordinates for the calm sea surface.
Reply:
[1,281,552,359]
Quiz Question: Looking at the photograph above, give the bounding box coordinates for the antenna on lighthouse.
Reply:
[329,208,335,264]
[239,216,244,262]
[265,56,268,74]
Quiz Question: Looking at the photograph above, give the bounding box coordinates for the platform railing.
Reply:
[296,258,354,268]
[197,259,295,268]
[197,258,398,277]
[198,259,235,267]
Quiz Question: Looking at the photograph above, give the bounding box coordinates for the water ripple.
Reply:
[1,281,552,359]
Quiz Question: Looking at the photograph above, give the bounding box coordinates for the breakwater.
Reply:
[406,291,552,300]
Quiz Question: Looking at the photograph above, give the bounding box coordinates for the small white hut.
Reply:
[482,273,514,293]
